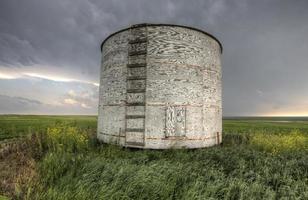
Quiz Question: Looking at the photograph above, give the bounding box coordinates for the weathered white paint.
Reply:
[98,24,222,149]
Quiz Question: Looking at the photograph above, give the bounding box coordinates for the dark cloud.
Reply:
[0,94,42,114]
[0,94,42,106]
[0,94,96,115]
[0,0,308,115]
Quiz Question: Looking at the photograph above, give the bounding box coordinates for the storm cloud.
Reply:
[0,0,308,115]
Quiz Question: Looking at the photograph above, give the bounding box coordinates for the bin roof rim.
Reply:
[100,23,223,53]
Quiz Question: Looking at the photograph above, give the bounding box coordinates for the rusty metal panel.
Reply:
[165,106,186,137]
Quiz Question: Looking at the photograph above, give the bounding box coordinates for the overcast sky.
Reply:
[0,0,308,116]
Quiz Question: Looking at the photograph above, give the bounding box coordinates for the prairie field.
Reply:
[0,115,97,140]
[0,115,308,199]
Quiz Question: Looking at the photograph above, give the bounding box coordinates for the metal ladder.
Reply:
[124,25,148,147]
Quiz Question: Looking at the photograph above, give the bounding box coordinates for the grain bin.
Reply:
[98,23,222,149]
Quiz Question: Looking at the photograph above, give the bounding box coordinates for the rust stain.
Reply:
[146,135,218,141]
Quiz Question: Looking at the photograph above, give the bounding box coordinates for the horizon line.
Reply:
[1,114,308,118]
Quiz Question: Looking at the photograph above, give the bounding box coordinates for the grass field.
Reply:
[0,115,308,199]
[0,115,97,140]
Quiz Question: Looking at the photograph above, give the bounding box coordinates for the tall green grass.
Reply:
[25,123,308,200]
[0,115,96,140]
[29,146,308,199]
[1,116,308,199]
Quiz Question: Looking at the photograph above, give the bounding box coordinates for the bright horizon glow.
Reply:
[0,70,99,87]
[24,72,75,82]
[263,114,308,117]
[262,110,308,117]
[0,72,17,79]
[224,112,308,117]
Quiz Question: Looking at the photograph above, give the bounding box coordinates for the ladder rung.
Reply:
[127,89,145,93]
[127,63,146,68]
[129,38,147,44]
[127,76,146,80]
[128,50,147,56]
[126,115,145,119]
[125,141,144,147]
[127,102,145,106]
[126,128,145,132]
